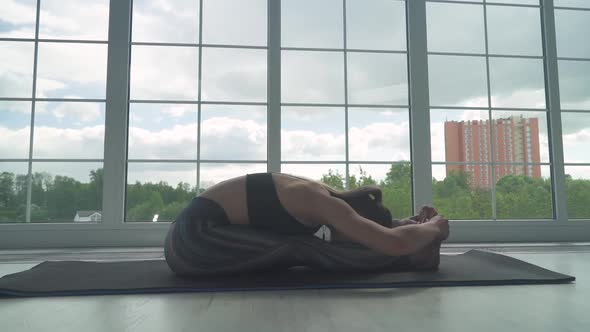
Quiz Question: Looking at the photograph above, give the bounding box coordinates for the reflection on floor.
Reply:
[0,245,589,332]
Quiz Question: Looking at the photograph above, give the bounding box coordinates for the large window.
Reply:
[280,0,411,219]
[554,0,590,219]
[426,0,552,220]
[126,0,268,221]
[0,0,109,223]
[1,0,589,247]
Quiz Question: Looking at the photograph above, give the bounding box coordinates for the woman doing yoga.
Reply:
[164,172,450,277]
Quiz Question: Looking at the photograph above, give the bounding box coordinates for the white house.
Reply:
[74,211,102,222]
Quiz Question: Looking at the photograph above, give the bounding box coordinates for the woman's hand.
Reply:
[409,206,439,224]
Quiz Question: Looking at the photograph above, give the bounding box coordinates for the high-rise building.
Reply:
[444,116,541,188]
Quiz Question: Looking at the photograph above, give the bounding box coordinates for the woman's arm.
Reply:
[298,185,445,256]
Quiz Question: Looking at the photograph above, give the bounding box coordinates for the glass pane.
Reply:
[201,48,267,102]
[558,60,590,110]
[126,162,197,222]
[33,102,105,159]
[132,0,199,43]
[0,0,36,38]
[565,166,590,219]
[282,51,345,103]
[39,0,109,40]
[432,164,493,220]
[486,5,542,56]
[348,108,410,162]
[0,42,34,98]
[430,109,490,163]
[130,45,199,101]
[346,0,406,51]
[0,162,28,223]
[428,55,488,107]
[489,57,546,109]
[488,0,539,5]
[128,103,198,160]
[426,2,485,54]
[555,9,590,59]
[0,101,31,159]
[492,111,549,163]
[281,164,347,186]
[30,162,103,223]
[281,107,345,161]
[203,0,267,46]
[36,43,107,99]
[200,163,267,189]
[495,165,552,219]
[200,105,267,161]
[349,163,412,219]
[282,0,343,48]
[561,112,590,163]
[555,0,590,8]
[347,53,408,105]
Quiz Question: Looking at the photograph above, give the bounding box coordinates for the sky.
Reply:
[1,0,590,189]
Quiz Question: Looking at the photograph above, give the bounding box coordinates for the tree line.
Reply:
[0,165,589,222]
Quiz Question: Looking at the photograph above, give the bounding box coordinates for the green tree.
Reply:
[381,164,412,219]
[565,175,590,219]
[127,191,165,221]
[496,174,552,219]
[320,169,345,190]
[318,164,413,219]
[0,172,15,208]
[348,166,378,189]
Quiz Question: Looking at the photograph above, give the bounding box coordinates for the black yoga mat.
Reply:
[0,250,575,297]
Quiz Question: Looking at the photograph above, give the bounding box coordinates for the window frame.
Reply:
[0,0,588,249]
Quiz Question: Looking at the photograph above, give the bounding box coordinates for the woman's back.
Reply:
[198,173,325,228]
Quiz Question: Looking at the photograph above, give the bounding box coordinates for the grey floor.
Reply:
[0,246,588,332]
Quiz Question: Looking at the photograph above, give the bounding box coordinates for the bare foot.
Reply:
[391,218,417,228]
[408,240,442,271]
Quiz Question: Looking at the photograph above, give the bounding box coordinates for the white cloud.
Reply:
[0,0,36,26]
[128,124,199,160]
[132,0,200,43]
[281,163,346,181]
[0,42,35,98]
[200,117,266,160]
[127,162,196,187]
[565,166,590,180]
[349,83,408,105]
[52,103,102,123]
[39,0,110,40]
[0,126,30,158]
[201,49,267,102]
[202,0,267,45]
[161,105,194,118]
[0,100,30,114]
[563,129,590,163]
[35,78,67,98]
[37,43,107,84]
[130,45,199,100]
[490,89,546,109]
[281,130,345,161]
[349,122,410,161]
[200,163,267,189]
[282,51,345,103]
[32,125,105,159]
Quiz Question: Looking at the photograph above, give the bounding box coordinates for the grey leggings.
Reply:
[164,204,412,277]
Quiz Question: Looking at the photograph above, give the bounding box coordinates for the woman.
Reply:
[165,172,449,277]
